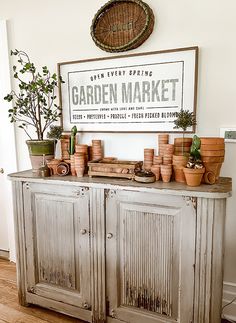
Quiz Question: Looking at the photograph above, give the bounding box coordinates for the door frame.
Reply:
[0,20,17,261]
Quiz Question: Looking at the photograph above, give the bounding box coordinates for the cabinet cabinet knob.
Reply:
[83,302,90,310]
[107,233,113,239]
[0,168,4,174]
[80,229,87,235]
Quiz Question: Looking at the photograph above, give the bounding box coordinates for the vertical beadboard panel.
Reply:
[35,195,76,289]
[90,188,106,323]
[121,209,176,318]
[194,197,226,323]
[12,181,28,305]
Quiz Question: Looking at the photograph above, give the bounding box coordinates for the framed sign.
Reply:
[58,46,198,132]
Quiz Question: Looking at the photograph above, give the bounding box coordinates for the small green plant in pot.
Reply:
[172,109,197,183]
[183,135,205,186]
[4,49,63,172]
[173,108,197,155]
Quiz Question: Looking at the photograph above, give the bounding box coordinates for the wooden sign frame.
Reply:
[58,46,198,133]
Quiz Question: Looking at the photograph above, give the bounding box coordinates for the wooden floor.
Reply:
[0,259,84,322]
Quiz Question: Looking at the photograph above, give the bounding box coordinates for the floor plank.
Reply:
[0,259,85,322]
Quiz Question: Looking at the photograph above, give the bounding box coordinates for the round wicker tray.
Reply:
[91,0,155,52]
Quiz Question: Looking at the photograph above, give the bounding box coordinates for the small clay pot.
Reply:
[183,167,205,187]
[151,165,160,181]
[75,166,85,178]
[204,171,216,185]
[56,162,70,176]
[173,165,186,183]
[160,165,172,183]
[202,162,223,182]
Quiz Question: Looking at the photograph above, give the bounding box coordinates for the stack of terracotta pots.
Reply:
[74,153,86,177]
[158,133,169,156]
[200,137,225,184]
[60,138,70,160]
[172,137,192,183]
[47,159,61,175]
[70,154,76,176]
[162,144,174,165]
[91,140,103,160]
[160,164,172,183]
[150,156,162,181]
[75,144,88,163]
[172,155,188,183]
[174,137,192,155]
[143,148,154,170]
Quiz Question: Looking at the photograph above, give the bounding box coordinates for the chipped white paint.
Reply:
[9,173,231,323]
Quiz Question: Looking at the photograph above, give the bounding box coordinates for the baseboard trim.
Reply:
[222,281,236,321]
[0,249,9,260]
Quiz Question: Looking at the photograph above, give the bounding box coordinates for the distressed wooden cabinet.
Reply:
[9,171,232,323]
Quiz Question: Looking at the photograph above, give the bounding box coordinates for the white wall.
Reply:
[1,0,236,317]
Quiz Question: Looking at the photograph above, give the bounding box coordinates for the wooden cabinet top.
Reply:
[9,170,232,199]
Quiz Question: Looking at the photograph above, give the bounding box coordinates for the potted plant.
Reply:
[183,135,205,186]
[4,49,63,172]
[173,108,196,155]
[172,108,197,183]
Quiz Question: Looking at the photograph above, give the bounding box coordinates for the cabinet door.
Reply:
[106,190,196,323]
[23,182,91,315]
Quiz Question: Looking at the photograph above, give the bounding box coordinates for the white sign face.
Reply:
[58,47,198,132]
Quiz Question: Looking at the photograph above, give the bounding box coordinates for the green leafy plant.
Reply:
[173,108,196,155]
[187,135,203,169]
[47,125,63,141]
[4,49,63,140]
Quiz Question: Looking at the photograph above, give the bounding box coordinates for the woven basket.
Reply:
[91,0,155,52]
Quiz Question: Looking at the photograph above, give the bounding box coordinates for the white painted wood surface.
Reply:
[9,173,232,323]
[0,20,17,261]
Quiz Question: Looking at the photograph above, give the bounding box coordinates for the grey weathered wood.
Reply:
[9,170,232,199]
[106,190,195,323]
[193,197,226,323]
[9,171,232,323]
[22,182,92,317]
[11,181,28,306]
[90,188,106,323]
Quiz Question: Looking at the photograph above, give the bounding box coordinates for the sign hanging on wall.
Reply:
[58,46,198,132]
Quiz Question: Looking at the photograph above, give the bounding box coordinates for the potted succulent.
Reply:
[183,135,205,186]
[4,49,63,172]
[172,109,197,183]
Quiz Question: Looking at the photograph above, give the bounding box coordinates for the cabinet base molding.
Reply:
[26,293,92,322]
[222,281,236,321]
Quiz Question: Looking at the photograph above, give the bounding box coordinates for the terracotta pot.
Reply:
[204,171,216,185]
[174,138,192,145]
[200,150,225,157]
[151,165,161,181]
[200,137,224,145]
[201,156,224,163]
[47,159,62,175]
[200,143,225,151]
[172,155,188,167]
[153,156,163,165]
[183,167,205,187]
[75,166,85,178]
[56,162,70,176]
[160,165,172,183]
[173,165,186,183]
[202,162,223,182]
[26,140,55,173]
